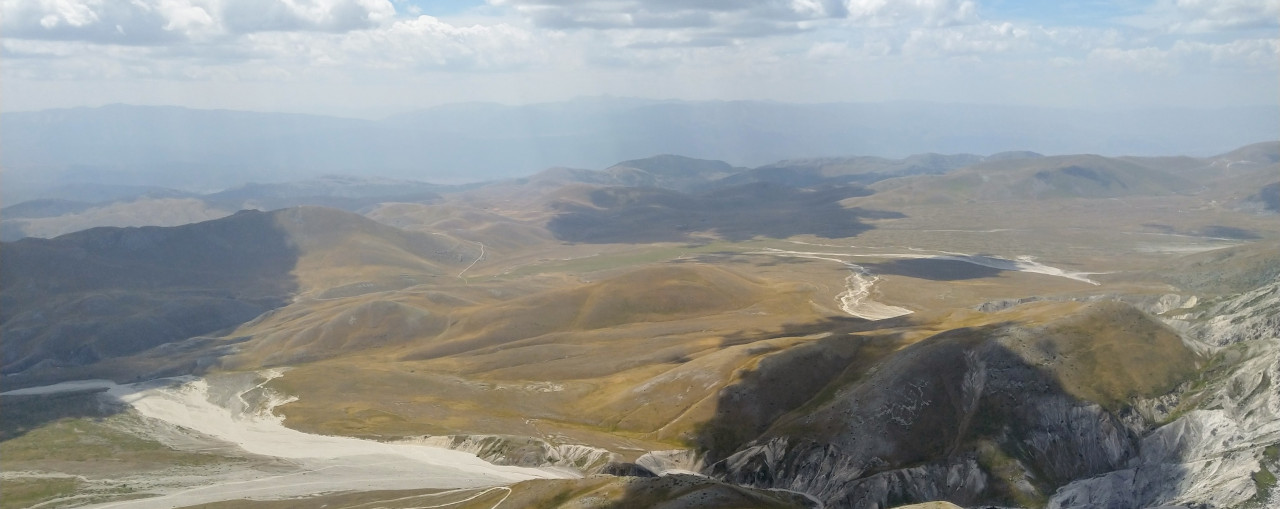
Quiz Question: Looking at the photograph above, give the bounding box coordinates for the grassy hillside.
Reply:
[718,153,983,188]
[0,207,480,384]
[870,154,1197,204]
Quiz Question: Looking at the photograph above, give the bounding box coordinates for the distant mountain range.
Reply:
[4,100,1276,203]
[5,142,1275,242]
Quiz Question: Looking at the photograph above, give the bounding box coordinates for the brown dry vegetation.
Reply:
[6,145,1278,508]
[225,180,1264,461]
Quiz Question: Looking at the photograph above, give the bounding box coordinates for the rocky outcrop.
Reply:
[1049,281,1280,509]
[404,434,618,473]
[705,285,1280,509]
[602,462,658,477]
[717,437,991,508]
[706,318,1173,508]
[889,502,964,509]
[637,449,706,475]
[1184,282,1280,347]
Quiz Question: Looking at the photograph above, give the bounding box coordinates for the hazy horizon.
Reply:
[4,99,1275,206]
[6,97,1280,122]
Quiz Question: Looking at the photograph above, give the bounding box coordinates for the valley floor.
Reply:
[1,374,570,508]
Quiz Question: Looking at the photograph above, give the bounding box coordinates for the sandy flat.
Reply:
[6,373,572,509]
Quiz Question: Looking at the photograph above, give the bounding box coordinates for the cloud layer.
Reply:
[2,0,1276,114]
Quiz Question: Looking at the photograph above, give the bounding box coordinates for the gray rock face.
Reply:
[718,437,991,508]
[637,449,706,474]
[1050,281,1280,509]
[708,325,1152,508]
[709,281,1279,509]
[404,434,618,473]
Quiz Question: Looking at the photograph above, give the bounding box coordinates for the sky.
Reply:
[2,0,1277,117]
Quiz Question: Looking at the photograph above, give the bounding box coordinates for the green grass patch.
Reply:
[1,390,117,441]
[1255,465,1277,492]
[1,412,229,468]
[0,477,80,509]
[1238,465,1279,509]
[976,442,1047,509]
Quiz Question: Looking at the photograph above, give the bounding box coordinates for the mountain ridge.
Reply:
[6,101,1275,204]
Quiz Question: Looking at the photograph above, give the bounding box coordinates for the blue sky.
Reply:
[1,0,1276,116]
[981,0,1141,25]
[400,0,485,16]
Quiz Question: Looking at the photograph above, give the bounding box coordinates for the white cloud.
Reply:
[490,0,978,38]
[0,0,399,44]
[844,0,976,27]
[219,0,396,34]
[34,0,100,28]
[1088,37,1280,73]
[153,0,217,37]
[3,10,548,84]
[900,21,1032,58]
[1,0,1277,114]
[1129,0,1280,33]
[3,0,182,43]
[1173,37,1280,68]
[339,15,541,70]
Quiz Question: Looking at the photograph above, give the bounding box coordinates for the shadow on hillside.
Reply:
[865,258,1005,281]
[610,312,1199,509]
[1198,225,1260,240]
[1142,222,1262,241]
[547,183,905,243]
[0,389,125,442]
[692,316,913,466]
[1255,181,1280,211]
[0,210,302,411]
[598,473,821,508]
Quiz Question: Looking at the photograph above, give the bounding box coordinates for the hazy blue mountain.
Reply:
[0,175,453,241]
[2,199,100,219]
[717,153,984,188]
[4,100,1276,204]
[203,175,448,211]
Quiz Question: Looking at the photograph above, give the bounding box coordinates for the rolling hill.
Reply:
[0,207,479,383]
[869,154,1198,204]
[716,153,985,188]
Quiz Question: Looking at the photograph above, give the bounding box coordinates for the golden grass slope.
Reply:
[270,206,482,294]
[226,262,825,449]
[229,262,802,369]
[1002,300,1200,410]
[221,196,1226,462]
